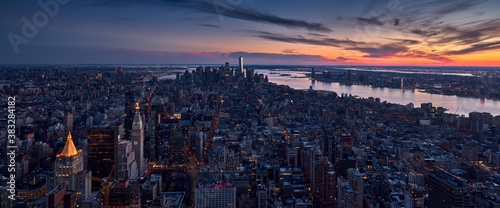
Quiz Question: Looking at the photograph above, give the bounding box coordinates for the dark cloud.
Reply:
[282,49,296,54]
[88,0,331,32]
[411,29,438,37]
[198,24,220,28]
[397,50,452,62]
[394,19,400,26]
[357,17,383,26]
[307,33,328,37]
[434,0,482,15]
[348,44,407,58]
[335,56,351,61]
[227,51,340,63]
[448,41,500,55]
[251,31,366,48]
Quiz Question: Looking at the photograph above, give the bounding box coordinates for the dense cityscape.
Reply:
[1,59,500,207]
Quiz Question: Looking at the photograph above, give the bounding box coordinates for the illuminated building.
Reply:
[195,181,236,208]
[52,132,91,202]
[428,168,470,208]
[238,56,244,76]
[132,102,147,176]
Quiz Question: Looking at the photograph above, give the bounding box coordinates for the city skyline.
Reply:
[2,0,500,66]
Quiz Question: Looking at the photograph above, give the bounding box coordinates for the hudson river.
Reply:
[256,69,500,117]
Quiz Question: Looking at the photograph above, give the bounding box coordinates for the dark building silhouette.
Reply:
[428,168,470,208]
[87,125,122,190]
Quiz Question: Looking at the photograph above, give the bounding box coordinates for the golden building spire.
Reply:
[59,132,78,157]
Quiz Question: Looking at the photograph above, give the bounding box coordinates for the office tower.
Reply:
[238,55,244,76]
[47,186,67,208]
[313,157,336,208]
[225,62,230,70]
[246,68,254,80]
[195,181,236,208]
[124,90,136,140]
[408,172,425,187]
[338,176,354,208]
[348,168,363,208]
[132,102,146,176]
[404,185,425,208]
[88,125,121,189]
[116,140,138,180]
[52,132,91,202]
[340,133,354,159]
[64,112,73,132]
[0,186,16,208]
[108,181,141,207]
[257,184,267,208]
[148,103,162,160]
[428,168,470,208]
[311,68,316,80]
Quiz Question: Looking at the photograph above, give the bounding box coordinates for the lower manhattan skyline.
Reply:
[2,1,500,208]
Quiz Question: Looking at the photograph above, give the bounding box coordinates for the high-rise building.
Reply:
[195,181,236,208]
[338,176,354,208]
[124,90,136,141]
[428,168,470,208]
[313,157,336,208]
[88,125,121,189]
[132,102,147,176]
[404,185,425,208]
[64,112,73,132]
[348,168,363,208]
[257,184,267,208]
[52,132,91,202]
[238,56,244,75]
[116,140,138,180]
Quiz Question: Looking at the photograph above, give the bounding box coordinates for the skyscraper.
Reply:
[124,90,136,141]
[132,102,146,176]
[428,168,470,208]
[52,132,91,201]
[195,181,236,208]
[88,125,121,189]
[348,168,363,208]
[338,176,354,208]
[238,55,243,75]
[116,140,138,180]
[313,157,336,208]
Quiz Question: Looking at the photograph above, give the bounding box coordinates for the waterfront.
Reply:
[256,69,500,117]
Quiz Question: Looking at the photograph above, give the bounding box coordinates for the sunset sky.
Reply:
[1,0,500,66]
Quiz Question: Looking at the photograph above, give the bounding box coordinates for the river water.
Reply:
[255,69,500,117]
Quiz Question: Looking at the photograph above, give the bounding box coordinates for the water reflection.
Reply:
[257,69,500,116]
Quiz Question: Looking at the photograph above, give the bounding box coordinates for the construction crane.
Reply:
[70,166,115,208]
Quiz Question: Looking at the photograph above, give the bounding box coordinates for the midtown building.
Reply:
[195,181,236,208]
[428,168,470,208]
[131,102,147,176]
[51,132,91,202]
